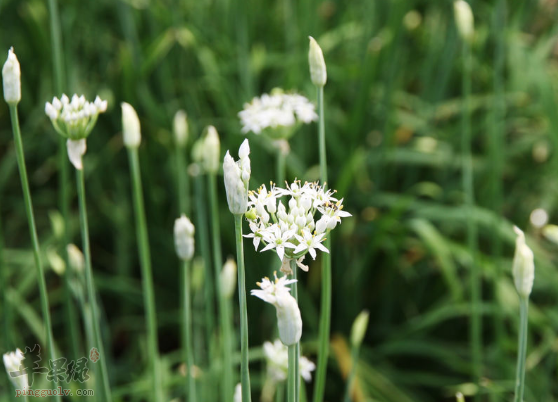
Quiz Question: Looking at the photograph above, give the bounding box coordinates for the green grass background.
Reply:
[1,0,558,400]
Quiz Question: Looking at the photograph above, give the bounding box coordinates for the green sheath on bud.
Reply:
[350,310,369,348]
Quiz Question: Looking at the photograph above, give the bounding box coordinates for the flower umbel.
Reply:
[245,179,350,272]
[251,272,302,346]
[238,89,317,138]
[264,339,316,383]
[45,94,107,140]
[224,139,251,215]
[3,349,28,390]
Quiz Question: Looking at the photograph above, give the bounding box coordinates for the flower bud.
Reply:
[66,139,87,170]
[174,215,195,260]
[3,349,28,390]
[512,226,535,299]
[223,140,251,215]
[453,0,474,43]
[275,292,302,346]
[203,126,220,174]
[350,310,369,348]
[121,102,141,148]
[2,47,21,105]
[173,110,188,148]
[220,258,237,299]
[234,383,242,402]
[67,244,85,274]
[308,37,327,87]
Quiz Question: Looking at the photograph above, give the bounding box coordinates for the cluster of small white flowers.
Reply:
[45,94,107,140]
[3,349,28,390]
[245,179,351,274]
[238,90,317,135]
[251,272,302,346]
[263,339,316,383]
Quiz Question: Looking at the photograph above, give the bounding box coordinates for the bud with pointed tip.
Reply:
[173,110,188,148]
[121,102,141,148]
[203,126,220,174]
[308,37,327,87]
[453,0,474,43]
[223,139,250,215]
[512,226,535,299]
[174,215,195,261]
[66,139,87,170]
[2,47,21,105]
[67,244,85,274]
[220,258,237,299]
[350,310,369,348]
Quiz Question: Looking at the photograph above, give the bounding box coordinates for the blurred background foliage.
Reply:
[1,0,558,400]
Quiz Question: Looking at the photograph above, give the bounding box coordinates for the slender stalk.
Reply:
[0,212,11,352]
[182,259,197,401]
[343,346,359,402]
[175,145,190,215]
[514,298,529,402]
[76,168,112,402]
[8,105,61,402]
[290,260,300,402]
[127,149,163,402]
[288,345,296,402]
[277,148,286,186]
[461,40,481,391]
[234,214,252,402]
[208,173,234,400]
[314,86,331,402]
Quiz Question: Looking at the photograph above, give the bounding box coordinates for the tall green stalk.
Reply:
[277,149,286,186]
[127,148,164,402]
[514,298,529,402]
[343,346,359,402]
[76,168,112,401]
[175,145,190,215]
[288,345,296,402]
[47,0,81,362]
[290,260,300,402]
[461,40,482,391]
[182,259,197,401]
[234,214,252,402]
[8,105,61,402]
[313,86,331,402]
[208,172,234,400]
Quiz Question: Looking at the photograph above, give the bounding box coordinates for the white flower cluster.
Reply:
[251,273,302,346]
[224,139,251,215]
[263,339,316,383]
[3,349,28,390]
[174,215,195,261]
[238,90,317,137]
[245,180,350,273]
[45,94,107,140]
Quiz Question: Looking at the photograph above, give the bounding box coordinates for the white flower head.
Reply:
[223,139,251,215]
[2,47,21,105]
[246,179,350,271]
[308,37,327,87]
[453,0,474,43]
[512,226,535,299]
[174,214,195,261]
[173,110,188,147]
[3,349,28,390]
[45,94,107,140]
[234,383,242,402]
[203,126,220,174]
[66,138,87,170]
[121,102,141,148]
[263,339,316,383]
[239,89,317,138]
[252,273,302,346]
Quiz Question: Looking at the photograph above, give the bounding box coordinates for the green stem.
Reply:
[277,148,286,186]
[343,346,360,402]
[127,148,163,402]
[234,214,252,402]
[8,105,60,402]
[182,259,197,401]
[514,298,529,402]
[314,84,331,402]
[290,261,300,402]
[209,173,234,401]
[461,40,481,391]
[76,167,112,402]
[288,345,296,402]
[175,145,190,215]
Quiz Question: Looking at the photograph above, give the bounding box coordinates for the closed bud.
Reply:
[173,110,188,147]
[203,126,220,174]
[350,310,369,347]
[67,244,85,274]
[121,102,141,148]
[275,292,302,346]
[308,37,327,87]
[220,258,237,299]
[453,0,474,43]
[512,226,535,299]
[2,47,21,105]
[223,140,251,215]
[66,139,87,170]
[174,215,195,260]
